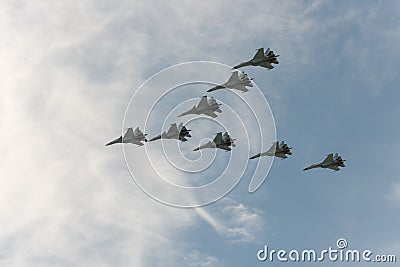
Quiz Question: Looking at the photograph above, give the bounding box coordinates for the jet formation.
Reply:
[107,47,347,174]
[250,141,292,159]
[178,95,222,118]
[303,153,346,171]
[193,132,236,152]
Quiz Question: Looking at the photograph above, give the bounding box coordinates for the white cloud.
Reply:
[5,0,396,266]
[196,198,265,243]
[185,250,226,267]
[0,1,194,266]
[1,0,305,262]
[390,181,400,202]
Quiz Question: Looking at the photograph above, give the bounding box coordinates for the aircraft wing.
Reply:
[328,165,340,171]
[197,96,209,110]
[133,127,144,137]
[322,153,334,165]
[259,61,274,69]
[227,71,240,85]
[252,48,265,60]
[275,153,288,159]
[133,140,145,146]
[123,127,134,141]
[232,85,249,92]
[203,110,218,118]
[213,132,223,145]
[166,123,179,137]
[266,141,279,154]
[218,145,232,151]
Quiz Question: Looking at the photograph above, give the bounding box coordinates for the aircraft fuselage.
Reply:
[197,102,221,112]
[251,57,278,66]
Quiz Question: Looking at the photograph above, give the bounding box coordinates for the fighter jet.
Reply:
[193,132,236,152]
[303,153,346,171]
[232,48,279,70]
[106,127,147,146]
[148,122,192,142]
[250,141,292,159]
[178,96,222,118]
[207,71,253,93]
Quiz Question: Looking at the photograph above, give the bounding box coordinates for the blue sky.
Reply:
[1,0,400,266]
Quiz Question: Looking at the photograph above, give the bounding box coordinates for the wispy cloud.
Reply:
[196,198,265,243]
[185,250,226,267]
[390,181,400,202]
[3,0,400,266]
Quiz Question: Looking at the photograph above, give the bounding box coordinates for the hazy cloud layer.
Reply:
[2,1,400,267]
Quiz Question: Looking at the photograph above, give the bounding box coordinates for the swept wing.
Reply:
[166,123,179,137]
[123,127,134,141]
[259,61,274,69]
[203,110,218,118]
[197,96,209,110]
[252,48,265,61]
[328,165,340,171]
[213,132,224,145]
[321,154,334,165]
